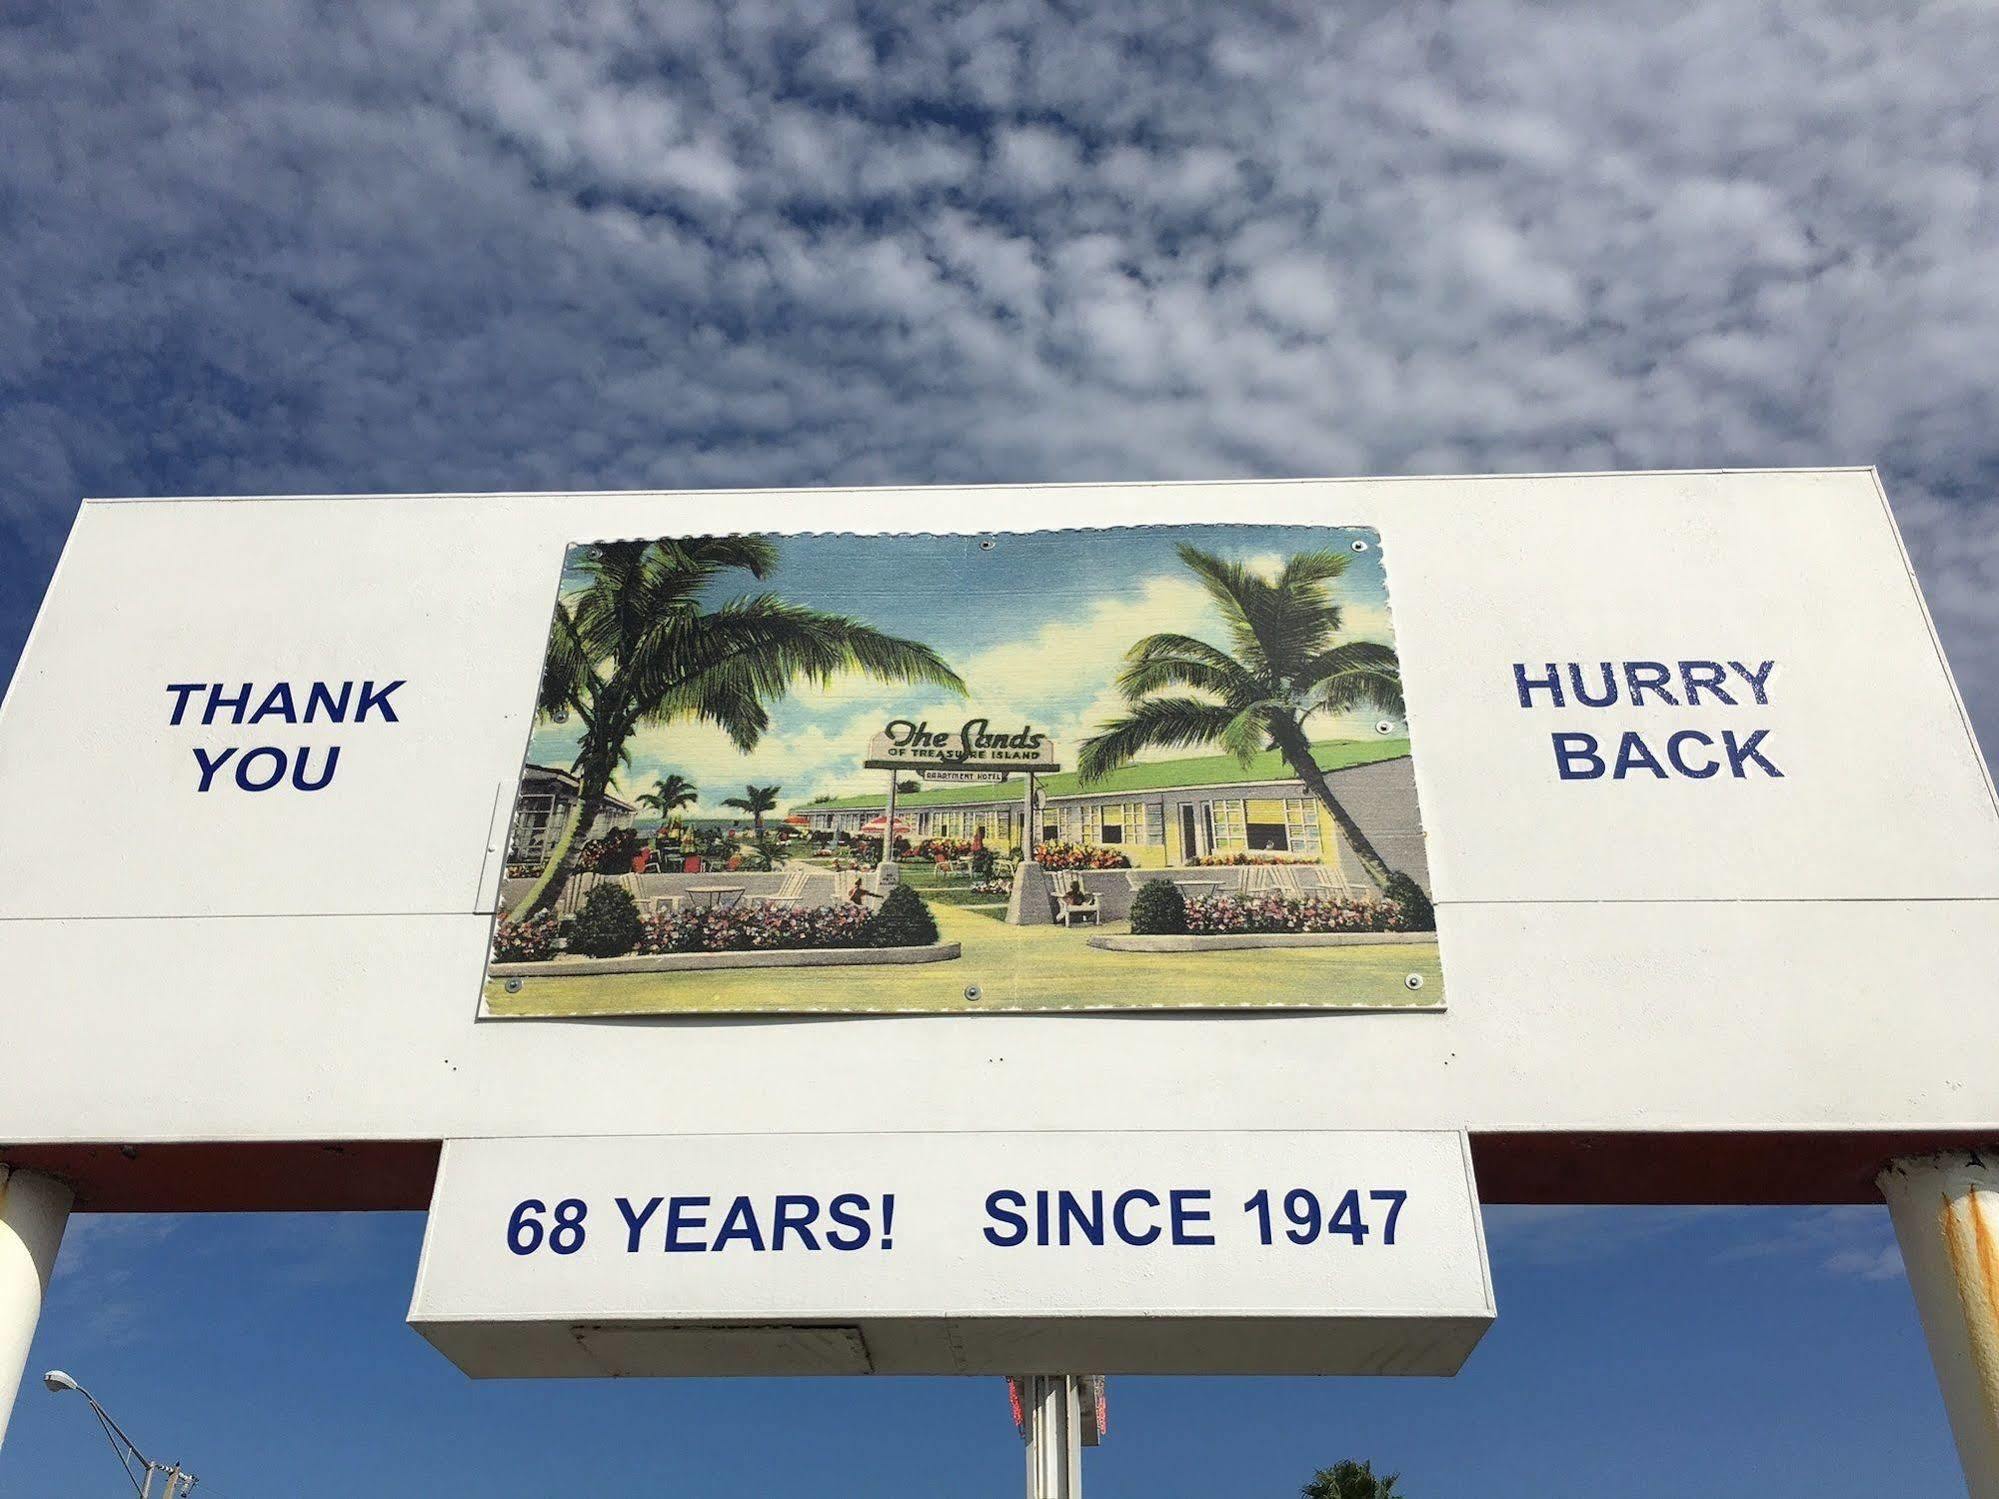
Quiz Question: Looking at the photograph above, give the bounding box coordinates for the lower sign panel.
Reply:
[408,1130,1494,1377]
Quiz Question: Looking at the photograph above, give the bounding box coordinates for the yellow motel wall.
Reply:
[803,762,1419,888]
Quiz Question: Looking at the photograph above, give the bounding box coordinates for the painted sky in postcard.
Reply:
[525,525,1399,815]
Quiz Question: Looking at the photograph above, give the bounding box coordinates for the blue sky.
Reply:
[3,0,1996,1491]
[530,527,1398,814]
[0,1205,1957,1496]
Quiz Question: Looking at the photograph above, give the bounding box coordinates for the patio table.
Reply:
[686,884,748,910]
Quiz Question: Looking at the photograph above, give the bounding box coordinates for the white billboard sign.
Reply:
[409,1130,1492,1377]
[0,470,1995,1220]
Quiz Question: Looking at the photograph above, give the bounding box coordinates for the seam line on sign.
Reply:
[75,466,1875,506]
[470,780,506,909]
[8,894,1999,922]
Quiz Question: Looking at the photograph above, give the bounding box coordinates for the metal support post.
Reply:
[0,1165,72,1449]
[1881,1150,1999,1497]
[1024,1374,1083,1499]
[877,770,901,889]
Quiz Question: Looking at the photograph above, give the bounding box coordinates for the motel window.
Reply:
[1246,820,1288,852]
[1284,799,1322,855]
[917,812,931,834]
[1099,814,1124,844]
[1211,799,1246,847]
[1140,803,1165,845]
[1043,823,1058,842]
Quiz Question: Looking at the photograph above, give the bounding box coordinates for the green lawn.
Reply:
[483,900,1443,1018]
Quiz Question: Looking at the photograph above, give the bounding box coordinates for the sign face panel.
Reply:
[409,1130,1493,1377]
[4,470,1999,1225]
[483,526,1441,1019]
[863,718,1061,772]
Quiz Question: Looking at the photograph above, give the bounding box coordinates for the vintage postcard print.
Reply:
[482,526,1441,1017]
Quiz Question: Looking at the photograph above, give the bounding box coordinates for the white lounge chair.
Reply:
[1051,877,1101,927]
[755,869,812,910]
[1271,865,1318,897]
[1296,862,1372,899]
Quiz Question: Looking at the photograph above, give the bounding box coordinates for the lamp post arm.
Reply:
[77,1388,153,1498]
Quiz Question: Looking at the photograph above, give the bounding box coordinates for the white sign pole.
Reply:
[1024,1375,1084,1498]
[879,770,900,890]
[1880,1152,1999,1498]
[0,1165,72,1448]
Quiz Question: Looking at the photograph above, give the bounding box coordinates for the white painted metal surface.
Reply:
[1882,1152,1999,1498]
[0,1167,71,1448]
[0,470,1993,1146]
[1024,1376,1084,1499]
[408,1131,1493,1377]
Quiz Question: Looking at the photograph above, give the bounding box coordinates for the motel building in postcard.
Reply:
[508,763,637,865]
[793,737,1431,891]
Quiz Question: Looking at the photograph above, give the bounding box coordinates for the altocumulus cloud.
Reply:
[3,1,1998,746]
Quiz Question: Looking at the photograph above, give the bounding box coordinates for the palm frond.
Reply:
[1172,544,1271,674]
[1301,640,1405,718]
[1116,633,1261,703]
[1276,548,1351,592]
[536,603,591,720]
[1234,560,1345,683]
[623,594,963,721]
[1077,696,1244,781]
[1218,704,1273,764]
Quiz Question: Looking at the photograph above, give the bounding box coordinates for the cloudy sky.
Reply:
[4,2,1998,749]
[532,527,1396,813]
[2,2,1993,1491]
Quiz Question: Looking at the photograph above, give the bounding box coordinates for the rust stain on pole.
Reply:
[1940,1186,1999,1442]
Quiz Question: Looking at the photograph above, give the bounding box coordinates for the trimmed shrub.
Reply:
[867,882,939,948]
[569,883,644,957]
[1129,878,1188,935]
[1383,871,1435,932]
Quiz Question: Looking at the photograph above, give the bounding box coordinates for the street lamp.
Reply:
[41,1369,196,1497]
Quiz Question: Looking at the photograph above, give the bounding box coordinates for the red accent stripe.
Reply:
[4,1131,1995,1213]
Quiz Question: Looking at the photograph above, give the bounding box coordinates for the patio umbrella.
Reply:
[859,815,911,836]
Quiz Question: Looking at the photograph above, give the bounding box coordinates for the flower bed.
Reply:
[1185,892,1417,935]
[1034,841,1131,870]
[641,901,874,954]
[491,894,947,963]
[491,909,560,961]
[910,836,978,861]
